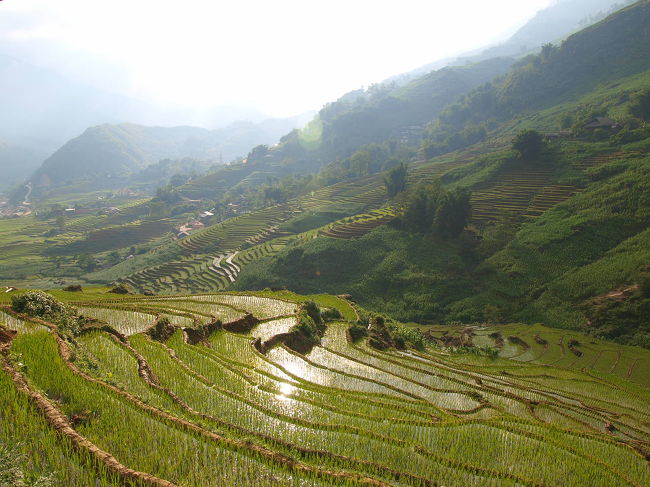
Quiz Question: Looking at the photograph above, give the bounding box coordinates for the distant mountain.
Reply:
[473,0,635,61]
[0,53,270,149]
[394,0,633,83]
[31,125,210,189]
[0,52,276,194]
[29,114,311,193]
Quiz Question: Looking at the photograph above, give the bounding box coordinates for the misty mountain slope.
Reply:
[0,54,153,191]
[402,0,634,80]
[475,0,634,60]
[179,1,645,201]
[496,0,650,109]
[315,57,515,158]
[0,52,301,195]
[27,113,311,194]
[422,0,650,154]
[179,0,646,200]
[0,141,43,191]
[0,53,165,157]
[0,52,273,150]
[180,57,515,200]
[30,124,213,189]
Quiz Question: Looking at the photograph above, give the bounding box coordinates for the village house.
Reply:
[583,117,619,130]
[544,131,572,140]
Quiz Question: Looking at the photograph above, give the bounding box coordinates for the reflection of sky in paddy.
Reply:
[267,347,410,398]
[268,325,480,410]
[251,317,296,342]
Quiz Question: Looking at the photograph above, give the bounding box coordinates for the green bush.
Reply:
[302,301,322,324]
[512,129,545,160]
[348,324,368,342]
[293,312,321,345]
[321,307,342,321]
[291,302,326,346]
[0,444,55,486]
[11,291,67,318]
[147,316,176,342]
[10,291,85,336]
[108,283,132,294]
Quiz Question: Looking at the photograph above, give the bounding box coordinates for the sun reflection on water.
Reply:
[276,381,295,401]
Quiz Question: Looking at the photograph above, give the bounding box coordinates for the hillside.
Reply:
[177,57,515,201]
[176,1,648,203]
[27,115,309,195]
[230,2,650,347]
[468,0,635,62]
[0,289,648,486]
[30,124,211,188]
[422,0,650,156]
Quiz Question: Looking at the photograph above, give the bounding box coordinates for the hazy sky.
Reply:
[1,0,551,117]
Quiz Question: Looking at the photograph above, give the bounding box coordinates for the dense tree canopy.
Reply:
[401,181,471,238]
[384,162,408,197]
[512,129,545,160]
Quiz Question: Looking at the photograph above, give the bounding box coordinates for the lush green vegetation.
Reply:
[236,142,650,346]
[232,2,650,347]
[1,289,648,486]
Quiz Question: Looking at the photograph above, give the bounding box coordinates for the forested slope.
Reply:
[234,2,650,347]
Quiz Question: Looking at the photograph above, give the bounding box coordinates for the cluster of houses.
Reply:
[176,210,214,239]
[0,200,32,218]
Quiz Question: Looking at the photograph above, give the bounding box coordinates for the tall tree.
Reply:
[433,188,472,238]
[512,129,545,160]
[384,162,408,197]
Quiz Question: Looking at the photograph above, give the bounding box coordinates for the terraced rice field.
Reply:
[469,152,642,225]
[470,169,578,224]
[177,205,295,254]
[1,291,648,486]
[422,322,650,387]
[407,160,468,186]
[117,159,473,293]
[117,173,396,294]
[320,208,397,239]
[571,151,636,170]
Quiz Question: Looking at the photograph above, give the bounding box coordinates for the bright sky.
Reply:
[1,0,551,117]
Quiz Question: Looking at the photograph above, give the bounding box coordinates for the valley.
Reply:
[1,1,649,485]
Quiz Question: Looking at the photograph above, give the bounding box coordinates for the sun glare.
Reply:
[1,0,551,117]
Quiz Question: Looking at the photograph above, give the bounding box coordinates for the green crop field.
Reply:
[100,154,473,296]
[1,289,648,486]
